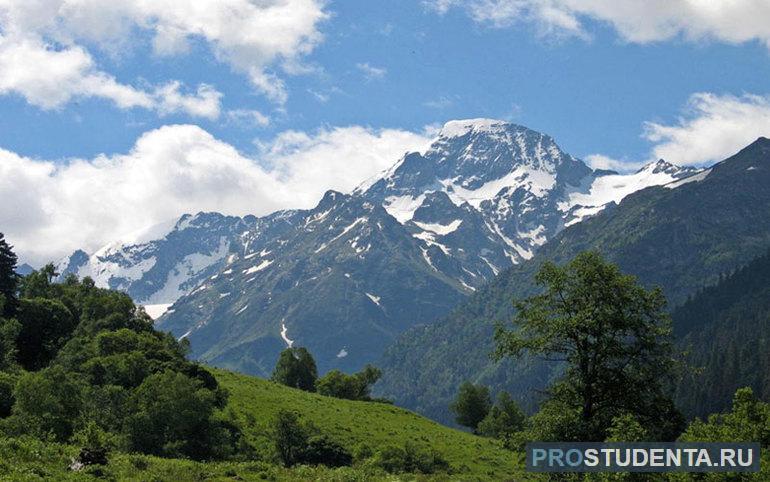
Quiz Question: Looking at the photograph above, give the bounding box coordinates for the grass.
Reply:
[0,369,526,481]
[214,368,524,480]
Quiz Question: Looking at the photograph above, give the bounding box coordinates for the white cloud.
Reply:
[427,0,770,47]
[356,62,387,80]
[644,93,770,166]
[0,124,431,265]
[155,82,223,120]
[0,35,222,118]
[226,109,271,128]
[585,93,770,171]
[0,0,329,109]
[584,154,644,172]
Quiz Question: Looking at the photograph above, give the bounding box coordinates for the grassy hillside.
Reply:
[214,368,524,480]
[0,369,525,481]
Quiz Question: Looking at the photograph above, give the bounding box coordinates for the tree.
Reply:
[271,409,351,468]
[477,391,525,440]
[9,366,85,441]
[449,382,491,433]
[495,251,684,441]
[271,347,318,392]
[125,370,223,459]
[16,297,76,370]
[0,317,20,372]
[680,387,770,446]
[272,410,308,466]
[0,233,19,318]
[316,364,382,401]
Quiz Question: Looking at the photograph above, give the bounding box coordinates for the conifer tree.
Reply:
[0,233,19,318]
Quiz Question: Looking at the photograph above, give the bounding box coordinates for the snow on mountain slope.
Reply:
[562,160,702,226]
[57,212,253,305]
[58,119,704,378]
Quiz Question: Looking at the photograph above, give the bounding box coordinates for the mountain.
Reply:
[14,263,34,276]
[56,212,255,317]
[56,119,698,378]
[673,247,770,419]
[376,137,770,424]
[156,120,698,377]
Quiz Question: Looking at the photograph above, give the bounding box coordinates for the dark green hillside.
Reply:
[673,248,770,419]
[378,138,770,424]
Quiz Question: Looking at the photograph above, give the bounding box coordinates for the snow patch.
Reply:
[280,321,294,348]
[438,118,507,138]
[143,303,172,320]
[243,259,273,275]
[384,194,426,223]
[413,219,462,235]
[365,292,382,307]
[665,168,712,189]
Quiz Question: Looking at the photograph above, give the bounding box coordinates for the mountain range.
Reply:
[56,119,702,377]
[376,136,770,424]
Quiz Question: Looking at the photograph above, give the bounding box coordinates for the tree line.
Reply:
[449,251,770,478]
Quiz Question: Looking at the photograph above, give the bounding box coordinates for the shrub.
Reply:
[272,410,352,468]
[302,435,352,467]
[373,442,450,474]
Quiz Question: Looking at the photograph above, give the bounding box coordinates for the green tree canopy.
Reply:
[271,347,318,392]
[0,233,19,318]
[9,366,85,441]
[449,382,491,433]
[495,251,683,441]
[16,297,76,370]
[316,364,382,401]
[477,391,525,440]
[126,370,222,459]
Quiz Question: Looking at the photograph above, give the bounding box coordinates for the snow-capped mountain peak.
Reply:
[634,159,702,179]
[55,119,714,378]
[57,212,250,310]
[436,118,512,138]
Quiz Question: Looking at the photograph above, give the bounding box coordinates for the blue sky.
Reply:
[2,0,770,263]
[2,0,770,162]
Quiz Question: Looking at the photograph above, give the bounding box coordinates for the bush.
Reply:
[303,435,352,467]
[373,442,450,474]
[272,410,352,468]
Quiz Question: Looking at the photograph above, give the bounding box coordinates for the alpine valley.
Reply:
[57,119,703,379]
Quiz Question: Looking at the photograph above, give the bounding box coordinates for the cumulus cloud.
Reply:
[585,93,770,171]
[644,93,770,166]
[1,124,431,265]
[0,35,222,118]
[0,0,329,110]
[427,0,770,47]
